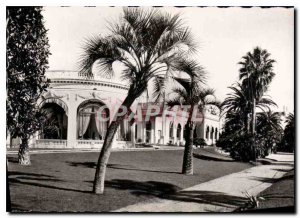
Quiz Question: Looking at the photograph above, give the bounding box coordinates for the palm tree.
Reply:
[280,113,295,152]
[238,47,276,160]
[221,82,277,160]
[222,82,277,131]
[167,59,219,175]
[238,47,276,136]
[78,8,196,194]
[256,111,283,155]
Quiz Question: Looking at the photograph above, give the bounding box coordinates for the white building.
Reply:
[7,71,221,149]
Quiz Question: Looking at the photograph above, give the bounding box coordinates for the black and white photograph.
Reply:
[5,4,295,213]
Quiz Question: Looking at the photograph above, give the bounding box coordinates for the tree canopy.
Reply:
[7,7,50,164]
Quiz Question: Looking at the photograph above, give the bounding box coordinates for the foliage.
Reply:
[277,113,294,152]
[217,131,256,162]
[217,110,283,161]
[193,137,207,147]
[238,47,276,102]
[256,111,283,154]
[79,8,196,101]
[6,7,50,141]
[219,47,277,161]
[236,191,265,211]
[222,83,276,129]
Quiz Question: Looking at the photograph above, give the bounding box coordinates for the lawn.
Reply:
[7,149,251,212]
[256,169,294,211]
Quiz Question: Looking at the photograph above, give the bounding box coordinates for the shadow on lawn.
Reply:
[193,153,233,162]
[67,161,181,174]
[9,170,249,210]
[8,171,91,194]
[84,179,248,208]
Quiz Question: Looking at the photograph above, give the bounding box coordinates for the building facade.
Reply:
[7,71,221,149]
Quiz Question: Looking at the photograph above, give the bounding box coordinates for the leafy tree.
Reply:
[167,59,219,174]
[278,113,294,152]
[6,7,50,165]
[256,111,283,156]
[79,8,196,194]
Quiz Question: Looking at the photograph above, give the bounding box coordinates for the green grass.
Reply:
[7,149,251,212]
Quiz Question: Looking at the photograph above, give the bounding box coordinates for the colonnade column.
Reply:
[143,122,146,143]
[173,123,177,144]
[180,124,184,145]
[152,120,155,144]
[131,123,135,147]
[67,102,77,149]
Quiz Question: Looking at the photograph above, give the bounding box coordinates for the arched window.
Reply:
[146,121,151,143]
[169,122,174,138]
[135,124,138,140]
[206,126,209,139]
[193,124,198,138]
[77,100,109,140]
[210,127,214,140]
[177,124,182,140]
[41,103,68,139]
[118,118,132,141]
[183,124,188,139]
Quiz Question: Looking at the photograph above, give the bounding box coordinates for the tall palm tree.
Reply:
[167,59,219,175]
[238,47,276,160]
[238,47,276,135]
[78,8,196,194]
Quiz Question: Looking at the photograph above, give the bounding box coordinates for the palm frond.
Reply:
[78,35,121,79]
[152,75,167,103]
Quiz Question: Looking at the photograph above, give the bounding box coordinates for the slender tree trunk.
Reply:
[93,95,136,194]
[6,131,12,212]
[251,98,256,161]
[182,106,194,175]
[251,98,256,135]
[18,137,30,165]
[6,159,11,212]
[182,121,194,175]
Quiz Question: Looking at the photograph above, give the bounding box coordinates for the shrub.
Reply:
[193,138,207,148]
[216,131,264,162]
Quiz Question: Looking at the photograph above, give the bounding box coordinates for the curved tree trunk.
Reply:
[93,94,136,194]
[18,137,30,165]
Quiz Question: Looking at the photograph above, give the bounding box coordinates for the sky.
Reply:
[42,6,294,112]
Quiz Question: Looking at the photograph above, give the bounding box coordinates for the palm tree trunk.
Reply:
[182,121,194,175]
[18,137,30,165]
[251,98,256,160]
[182,106,194,175]
[93,94,136,194]
[252,98,256,135]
